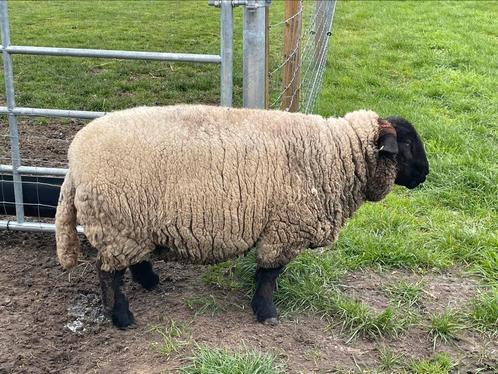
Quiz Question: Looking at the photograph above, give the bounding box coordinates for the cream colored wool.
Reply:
[55,105,397,272]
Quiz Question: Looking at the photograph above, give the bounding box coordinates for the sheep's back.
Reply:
[69,105,329,263]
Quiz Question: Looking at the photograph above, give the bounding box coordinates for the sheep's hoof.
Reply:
[130,262,160,291]
[140,272,160,291]
[252,297,278,325]
[262,317,279,326]
[112,309,135,329]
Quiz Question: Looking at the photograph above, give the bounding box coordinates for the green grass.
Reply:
[428,310,465,348]
[330,295,411,341]
[148,320,192,357]
[2,1,229,110]
[319,0,498,285]
[468,288,498,334]
[409,353,455,374]
[377,349,455,374]
[181,346,285,374]
[377,346,403,372]
[186,295,226,318]
[385,280,424,308]
[205,250,411,339]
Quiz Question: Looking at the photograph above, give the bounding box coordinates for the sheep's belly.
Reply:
[153,238,254,265]
[154,245,251,265]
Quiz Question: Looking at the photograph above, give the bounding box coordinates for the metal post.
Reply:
[1,0,24,223]
[242,0,268,109]
[220,0,233,107]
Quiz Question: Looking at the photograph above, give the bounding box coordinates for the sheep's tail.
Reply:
[55,170,80,269]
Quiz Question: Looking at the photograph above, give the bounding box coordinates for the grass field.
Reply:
[1,0,497,373]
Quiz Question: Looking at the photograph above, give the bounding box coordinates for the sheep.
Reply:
[55,105,429,328]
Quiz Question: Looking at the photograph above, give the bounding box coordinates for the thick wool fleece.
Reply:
[55,105,397,271]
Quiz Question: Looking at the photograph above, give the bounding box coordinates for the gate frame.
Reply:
[0,0,246,232]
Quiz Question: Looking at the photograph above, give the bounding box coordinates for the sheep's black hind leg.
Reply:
[251,266,283,325]
[96,260,135,328]
[130,261,159,290]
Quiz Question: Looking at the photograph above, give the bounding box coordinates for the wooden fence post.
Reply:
[281,0,302,112]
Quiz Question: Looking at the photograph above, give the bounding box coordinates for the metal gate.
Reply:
[0,0,239,232]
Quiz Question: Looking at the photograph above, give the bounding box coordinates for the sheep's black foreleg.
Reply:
[130,261,159,290]
[96,260,135,328]
[251,266,283,325]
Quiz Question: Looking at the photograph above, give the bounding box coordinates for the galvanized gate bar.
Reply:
[1,0,24,223]
[0,220,83,233]
[0,165,68,176]
[6,45,222,63]
[0,106,105,119]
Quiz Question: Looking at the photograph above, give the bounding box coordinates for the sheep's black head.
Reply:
[377,116,429,189]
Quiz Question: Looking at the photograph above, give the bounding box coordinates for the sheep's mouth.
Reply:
[406,181,421,189]
[405,176,426,189]
[396,169,428,189]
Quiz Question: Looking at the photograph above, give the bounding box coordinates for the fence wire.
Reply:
[0,119,81,224]
[0,172,63,223]
[268,0,336,113]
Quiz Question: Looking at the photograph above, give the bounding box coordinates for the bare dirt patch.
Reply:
[0,118,86,168]
[340,268,479,314]
[340,269,497,372]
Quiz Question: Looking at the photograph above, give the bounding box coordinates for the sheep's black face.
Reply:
[387,116,429,189]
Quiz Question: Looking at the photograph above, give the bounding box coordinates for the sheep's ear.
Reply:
[378,118,398,156]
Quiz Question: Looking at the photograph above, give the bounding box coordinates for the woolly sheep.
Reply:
[55,105,429,328]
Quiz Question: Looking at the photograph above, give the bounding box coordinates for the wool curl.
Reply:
[55,105,396,272]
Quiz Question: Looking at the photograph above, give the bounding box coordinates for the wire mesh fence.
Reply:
[0,118,80,225]
[267,0,336,113]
